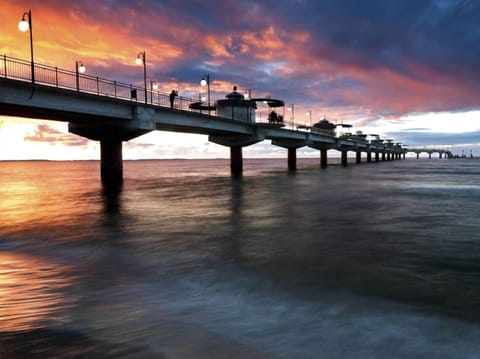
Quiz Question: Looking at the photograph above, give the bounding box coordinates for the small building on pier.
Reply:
[215,86,256,123]
[311,117,336,136]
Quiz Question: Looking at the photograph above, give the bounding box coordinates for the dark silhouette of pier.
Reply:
[0,55,451,182]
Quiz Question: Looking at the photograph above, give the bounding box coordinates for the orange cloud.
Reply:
[24,124,90,146]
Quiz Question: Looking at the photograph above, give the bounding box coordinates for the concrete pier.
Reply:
[0,60,421,181]
[230,146,243,174]
[288,148,297,171]
[356,151,361,164]
[101,140,123,183]
[341,151,348,167]
[320,149,328,168]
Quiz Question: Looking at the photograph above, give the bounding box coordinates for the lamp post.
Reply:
[136,51,147,104]
[200,74,210,115]
[150,81,158,104]
[75,61,85,91]
[243,89,252,123]
[288,104,295,129]
[306,109,311,128]
[18,10,34,84]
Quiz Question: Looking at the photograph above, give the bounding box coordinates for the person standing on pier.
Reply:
[170,90,178,108]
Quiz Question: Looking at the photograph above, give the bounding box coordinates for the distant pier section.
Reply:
[0,55,452,182]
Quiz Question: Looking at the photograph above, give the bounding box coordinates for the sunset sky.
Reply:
[1,0,479,160]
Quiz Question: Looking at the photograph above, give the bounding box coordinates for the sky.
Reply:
[0,0,479,160]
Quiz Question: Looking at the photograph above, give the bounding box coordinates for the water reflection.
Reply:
[0,252,72,332]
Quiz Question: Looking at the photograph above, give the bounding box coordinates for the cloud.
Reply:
[2,0,479,157]
[385,130,480,147]
[23,124,90,147]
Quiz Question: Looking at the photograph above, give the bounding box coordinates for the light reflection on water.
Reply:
[0,159,479,358]
[0,252,72,332]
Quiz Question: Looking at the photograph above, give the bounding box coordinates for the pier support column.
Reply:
[100,140,123,183]
[356,151,361,164]
[320,149,328,168]
[429,153,432,159]
[230,146,243,174]
[416,153,420,159]
[341,150,348,167]
[288,148,297,171]
[69,123,151,183]
[375,152,379,162]
[382,152,386,161]
[367,151,372,162]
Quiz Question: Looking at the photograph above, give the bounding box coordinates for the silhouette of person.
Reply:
[269,110,278,123]
[170,90,178,108]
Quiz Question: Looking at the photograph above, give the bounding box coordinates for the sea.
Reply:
[0,157,479,358]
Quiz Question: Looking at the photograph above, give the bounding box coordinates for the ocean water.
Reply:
[0,157,479,358]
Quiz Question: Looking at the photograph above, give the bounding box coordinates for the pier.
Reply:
[0,55,450,182]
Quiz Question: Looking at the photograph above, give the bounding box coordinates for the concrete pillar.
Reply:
[429,153,432,159]
[367,151,372,162]
[230,146,243,174]
[382,152,386,161]
[288,148,297,171]
[356,151,361,164]
[416,153,420,159]
[100,140,123,183]
[439,153,443,159]
[341,150,348,167]
[403,153,406,160]
[375,152,379,162]
[320,148,328,168]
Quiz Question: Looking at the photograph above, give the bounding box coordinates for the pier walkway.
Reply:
[0,55,434,182]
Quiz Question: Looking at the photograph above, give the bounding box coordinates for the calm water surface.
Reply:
[0,158,479,358]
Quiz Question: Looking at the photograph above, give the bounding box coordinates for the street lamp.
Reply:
[75,61,85,91]
[200,74,210,115]
[244,89,252,123]
[150,81,158,104]
[136,51,147,104]
[288,104,295,129]
[18,10,34,84]
[305,109,311,128]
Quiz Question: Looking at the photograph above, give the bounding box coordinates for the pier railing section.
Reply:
[0,55,200,113]
[0,55,394,147]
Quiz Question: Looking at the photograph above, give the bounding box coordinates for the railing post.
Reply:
[3,55,6,78]
[97,76,99,95]
[55,67,58,87]
[114,80,117,99]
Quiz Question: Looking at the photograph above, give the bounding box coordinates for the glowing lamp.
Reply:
[18,19,29,32]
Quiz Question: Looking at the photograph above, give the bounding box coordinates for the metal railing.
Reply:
[0,54,201,112]
[0,55,404,152]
